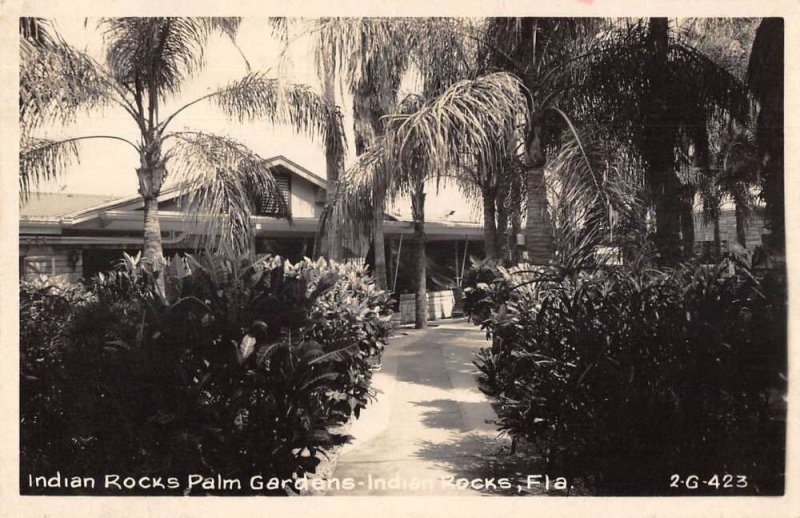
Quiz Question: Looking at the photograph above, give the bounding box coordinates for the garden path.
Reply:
[326,318,535,496]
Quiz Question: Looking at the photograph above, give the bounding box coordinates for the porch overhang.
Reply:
[20,210,485,244]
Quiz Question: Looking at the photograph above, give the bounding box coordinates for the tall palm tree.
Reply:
[477,18,605,265]
[303,18,413,290]
[322,18,495,326]
[270,18,347,261]
[691,119,760,259]
[335,72,528,326]
[747,18,784,254]
[20,17,345,264]
[576,18,750,264]
[681,18,761,252]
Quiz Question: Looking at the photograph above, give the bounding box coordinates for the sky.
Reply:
[32,18,480,223]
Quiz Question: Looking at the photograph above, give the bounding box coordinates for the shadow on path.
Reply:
[328,319,566,496]
[412,399,491,433]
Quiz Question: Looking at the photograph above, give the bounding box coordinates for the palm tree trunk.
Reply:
[496,182,510,262]
[142,194,163,261]
[749,18,784,253]
[509,210,521,264]
[353,95,388,289]
[321,57,342,262]
[713,214,722,259]
[735,202,747,248]
[482,186,498,260]
[652,178,684,263]
[411,183,427,329]
[136,161,165,265]
[372,185,388,290]
[524,113,553,265]
[525,165,553,264]
[645,18,684,265]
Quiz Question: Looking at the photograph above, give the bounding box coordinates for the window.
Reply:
[257,173,291,216]
[21,255,55,276]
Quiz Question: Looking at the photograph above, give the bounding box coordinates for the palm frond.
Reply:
[210,17,249,70]
[208,72,345,158]
[571,20,750,150]
[19,17,54,46]
[311,18,408,95]
[384,72,528,182]
[406,18,478,96]
[547,125,648,268]
[329,72,528,244]
[479,17,604,87]
[323,140,387,242]
[20,33,117,133]
[19,137,80,200]
[267,17,290,47]
[101,17,240,95]
[679,18,759,81]
[168,131,289,257]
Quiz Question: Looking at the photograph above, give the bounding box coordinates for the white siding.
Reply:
[291,177,323,218]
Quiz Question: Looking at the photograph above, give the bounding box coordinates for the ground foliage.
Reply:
[465,258,786,495]
[20,253,392,495]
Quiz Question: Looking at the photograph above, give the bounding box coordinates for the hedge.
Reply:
[20,253,393,495]
[467,258,786,495]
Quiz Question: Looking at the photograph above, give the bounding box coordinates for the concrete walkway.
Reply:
[327,319,526,496]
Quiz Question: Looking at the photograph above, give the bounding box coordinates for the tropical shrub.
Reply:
[472,258,786,495]
[462,258,563,329]
[20,277,97,477]
[20,253,393,495]
[461,258,507,324]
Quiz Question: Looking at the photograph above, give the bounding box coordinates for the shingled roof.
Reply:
[20,193,123,219]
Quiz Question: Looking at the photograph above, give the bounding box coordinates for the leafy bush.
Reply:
[20,253,393,495]
[461,258,506,324]
[462,259,563,330]
[472,258,786,495]
[20,278,97,476]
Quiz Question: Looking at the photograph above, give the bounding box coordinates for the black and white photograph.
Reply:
[2,1,798,515]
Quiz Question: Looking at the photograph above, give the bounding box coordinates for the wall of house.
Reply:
[19,245,83,284]
[693,208,768,251]
[158,176,323,218]
[291,177,323,218]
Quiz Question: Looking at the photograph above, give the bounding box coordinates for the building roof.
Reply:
[266,155,327,189]
[20,192,122,219]
[19,156,487,242]
[20,155,330,221]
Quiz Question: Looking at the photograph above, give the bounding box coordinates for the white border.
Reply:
[1,2,797,517]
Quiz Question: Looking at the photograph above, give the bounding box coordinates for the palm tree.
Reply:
[691,119,760,259]
[335,73,528,326]
[292,17,474,327]
[747,18,784,254]
[545,124,650,270]
[303,18,413,290]
[270,18,347,261]
[576,18,750,265]
[20,17,345,265]
[476,18,606,265]
[680,18,761,253]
